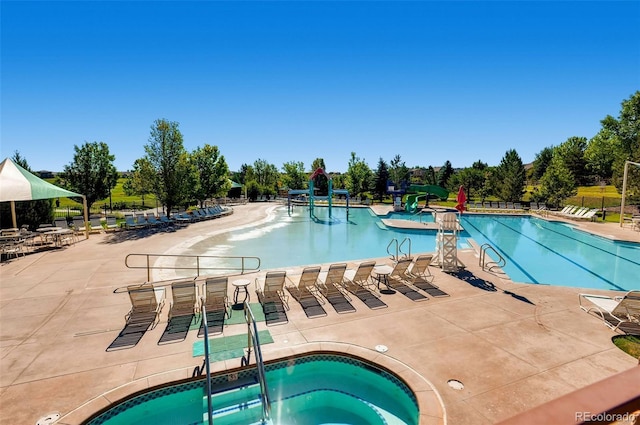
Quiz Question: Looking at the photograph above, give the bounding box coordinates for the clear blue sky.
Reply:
[2,1,639,173]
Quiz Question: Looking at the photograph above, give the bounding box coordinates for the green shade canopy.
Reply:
[0,157,82,201]
[229,180,243,189]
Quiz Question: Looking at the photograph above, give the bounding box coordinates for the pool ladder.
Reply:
[242,302,271,422]
[479,243,506,272]
[200,303,271,424]
[387,237,412,262]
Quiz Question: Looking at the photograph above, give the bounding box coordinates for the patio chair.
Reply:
[168,279,199,321]
[256,270,289,310]
[145,213,162,227]
[287,266,323,304]
[124,214,144,230]
[343,261,387,309]
[319,263,355,313]
[406,254,449,297]
[54,217,70,229]
[202,276,230,317]
[89,216,104,233]
[579,291,640,334]
[388,258,428,301]
[105,215,119,231]
[71,216,87,235]
[125,283,165,330]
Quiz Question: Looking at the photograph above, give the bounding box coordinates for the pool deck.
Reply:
[1,203,639,425]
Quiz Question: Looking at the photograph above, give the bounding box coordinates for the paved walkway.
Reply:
[1,203,638,424]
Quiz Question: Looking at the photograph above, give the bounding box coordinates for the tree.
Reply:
[373,158,390,202]
[424,166,437,185]
[389,155,409,190]
[451,166,484,200]
[123,158,155,207]
[495,149,525,202]
[532,146,554,183]
[191,144,231,206]
[252,159,279,196]
[58,141,118,211]
[345,152,372,198]
[0,151,53,229]
[584,129,617,182]
[554,137,588,185]
[311,158,328,195]
[602,91,640,197]
[282,161,307,190]
[539,154,577,207]
[143,118,192,214]
[437,160,454,189]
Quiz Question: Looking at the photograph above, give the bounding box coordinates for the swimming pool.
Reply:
[177,206,639,291]
[183,206,461,272]
[83,353,420,425]
[460,214,639,291]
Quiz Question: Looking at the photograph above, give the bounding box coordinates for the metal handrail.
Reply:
[242,303,271,422]
[386,238,399,262]
[479,243,506,271]
[398,237,412,259]
[201,304,214,425]
[125,253,261,282]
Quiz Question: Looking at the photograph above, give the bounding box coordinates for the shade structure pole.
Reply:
[83,196,89,239]
[619,161,640,227]
[10,201,17,228]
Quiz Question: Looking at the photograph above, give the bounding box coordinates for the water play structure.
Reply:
[287,168,349,218]
[404,185,450,213]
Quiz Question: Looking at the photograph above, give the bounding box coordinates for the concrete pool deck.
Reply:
[1,202,639,425]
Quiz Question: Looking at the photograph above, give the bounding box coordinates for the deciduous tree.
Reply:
[191,144,231,206]
[59,141,118,210]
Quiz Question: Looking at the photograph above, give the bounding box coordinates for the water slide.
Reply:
[405,194,425,213]
[405,185,450,212]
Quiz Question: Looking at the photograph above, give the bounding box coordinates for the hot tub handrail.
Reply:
[243,302,271,421]
[124,253,261,282]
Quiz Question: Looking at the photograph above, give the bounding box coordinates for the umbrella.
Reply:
[0,158,89,236]
[455,186,466,214]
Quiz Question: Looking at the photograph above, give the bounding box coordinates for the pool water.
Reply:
[180,206,639,291]
[461,214,639,291]
[186,206,457,272]
[84,354,419,425]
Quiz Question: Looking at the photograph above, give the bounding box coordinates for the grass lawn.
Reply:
[613,335,640,359]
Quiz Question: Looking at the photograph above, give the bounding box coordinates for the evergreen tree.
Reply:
[437,160,454,189]
[374,158,390,201]
[495,149,525,202]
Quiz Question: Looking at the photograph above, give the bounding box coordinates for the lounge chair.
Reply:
[256,271,289,325]
[54,217,70,229]
[406,254,449,297]
[256,270,289,310]
[388,258,428,301]
[125,282,165,330]
[158,214,176,227]
[573,208,599,221]
[124,214,144,230]
[168,279,199,321]
[71,216,87,235]
[105,215,119,231]
[343,261,387,309]
[287,266,323,304]
[319,263,355,313]
[579,291,640,334]
[286,266,327,318]
[145,214,162,227]
[89,216,104,233]
[202,276,230,315]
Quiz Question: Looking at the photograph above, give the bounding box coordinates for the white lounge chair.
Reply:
[579,291,640,333]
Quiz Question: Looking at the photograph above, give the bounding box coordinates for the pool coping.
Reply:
[60,342,446,425]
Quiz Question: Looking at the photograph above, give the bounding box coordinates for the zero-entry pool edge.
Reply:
[75,346,446,425]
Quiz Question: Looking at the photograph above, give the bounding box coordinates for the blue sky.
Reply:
[2,1,639,173]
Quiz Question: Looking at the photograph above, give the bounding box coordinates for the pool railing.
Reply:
[125,253,261,281]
